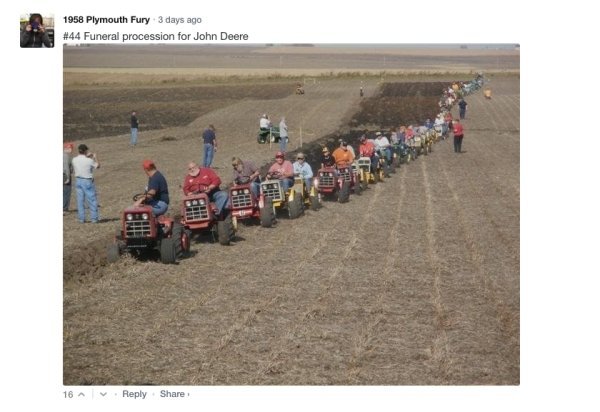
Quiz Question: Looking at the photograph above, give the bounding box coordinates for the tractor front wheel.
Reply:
[107,243,121,263]
[260,197,275,227]
[338,181,350,203]
[288,196,304,219]
[159,237,178,264]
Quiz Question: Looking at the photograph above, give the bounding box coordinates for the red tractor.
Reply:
[107,193,188,264]
[228,178,276,228]
[314,166,351,203]
[180,192,235,245]
[338,164,363,195]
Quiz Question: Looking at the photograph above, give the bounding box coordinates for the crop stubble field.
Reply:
[63,46,519,385]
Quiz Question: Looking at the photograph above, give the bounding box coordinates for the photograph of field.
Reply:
[63,44,520,385]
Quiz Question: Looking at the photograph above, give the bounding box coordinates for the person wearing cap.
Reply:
[183,162,228,217]
[375,132,392,166]
[332,141,355,168]
[63,142,74,213]
[292,152,313,191]
[231,157,261,198]
[71,144,100,223]
[266,152,294,192]
[358,134,378,172]
[320,146,336,168]
[201,124,218,168]
[345,140,356,159]
[135,160,169,217]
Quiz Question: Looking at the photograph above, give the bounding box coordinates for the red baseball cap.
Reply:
[142,159,155,170]
[63,142,74,150]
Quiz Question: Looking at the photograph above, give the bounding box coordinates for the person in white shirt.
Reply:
[259,114,271,130]
[279,117,289,153]
[292,152,313,191]
[375,132,392,165]
[71,144,100,223]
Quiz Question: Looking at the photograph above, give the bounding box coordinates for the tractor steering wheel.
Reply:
[132,193,147,202]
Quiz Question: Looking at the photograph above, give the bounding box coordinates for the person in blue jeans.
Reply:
[63,142,74,213]
[279,117,289,153]
[135,160,169,216]
[71,144,100,223]
[202,124,218,167]
[458,99,468,120]
[130,111,139,146]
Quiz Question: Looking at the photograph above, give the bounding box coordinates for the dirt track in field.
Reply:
[63,48,519,385]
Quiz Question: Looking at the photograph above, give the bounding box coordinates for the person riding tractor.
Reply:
[266,151,294,192]
[358,134,377,173]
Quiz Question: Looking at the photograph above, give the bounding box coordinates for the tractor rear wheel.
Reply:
[217,215,234,245]
[309,195,320,211]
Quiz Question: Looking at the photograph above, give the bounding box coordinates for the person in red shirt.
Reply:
[266,151,295,192]
[358,134,377,171]
[452,119,465,153]
[183,162,229,216]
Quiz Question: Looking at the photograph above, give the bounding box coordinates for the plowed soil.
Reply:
[63,53,519,385]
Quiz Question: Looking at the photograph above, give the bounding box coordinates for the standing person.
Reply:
[134,160,169,216]
[360,86,364,97]
[71,144,100,223]
[201,124,218,168]
[20,13,52,48]
[453,119,465,153]
[183,162,229,217]
[458,98,468,120]
[63,142,74,214]
[130,111,139,147]
[279,117,289,153]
